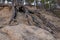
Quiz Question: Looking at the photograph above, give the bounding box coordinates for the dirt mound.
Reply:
[0,6,60,40]
[0,24,55,40]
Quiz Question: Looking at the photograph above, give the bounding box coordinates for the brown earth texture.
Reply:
[0,6,60,40]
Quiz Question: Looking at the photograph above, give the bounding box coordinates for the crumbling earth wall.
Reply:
[0,6,60,40]
[0,7,12,27]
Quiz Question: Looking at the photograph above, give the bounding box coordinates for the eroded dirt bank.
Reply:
[0,6,60,40]
[0,24,55,40]
[0,7,12,26]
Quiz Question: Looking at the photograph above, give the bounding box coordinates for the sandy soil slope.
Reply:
[0,24,55,40]
[39,10,60,40]
[0,6,60,40]
[0,7,12,26]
